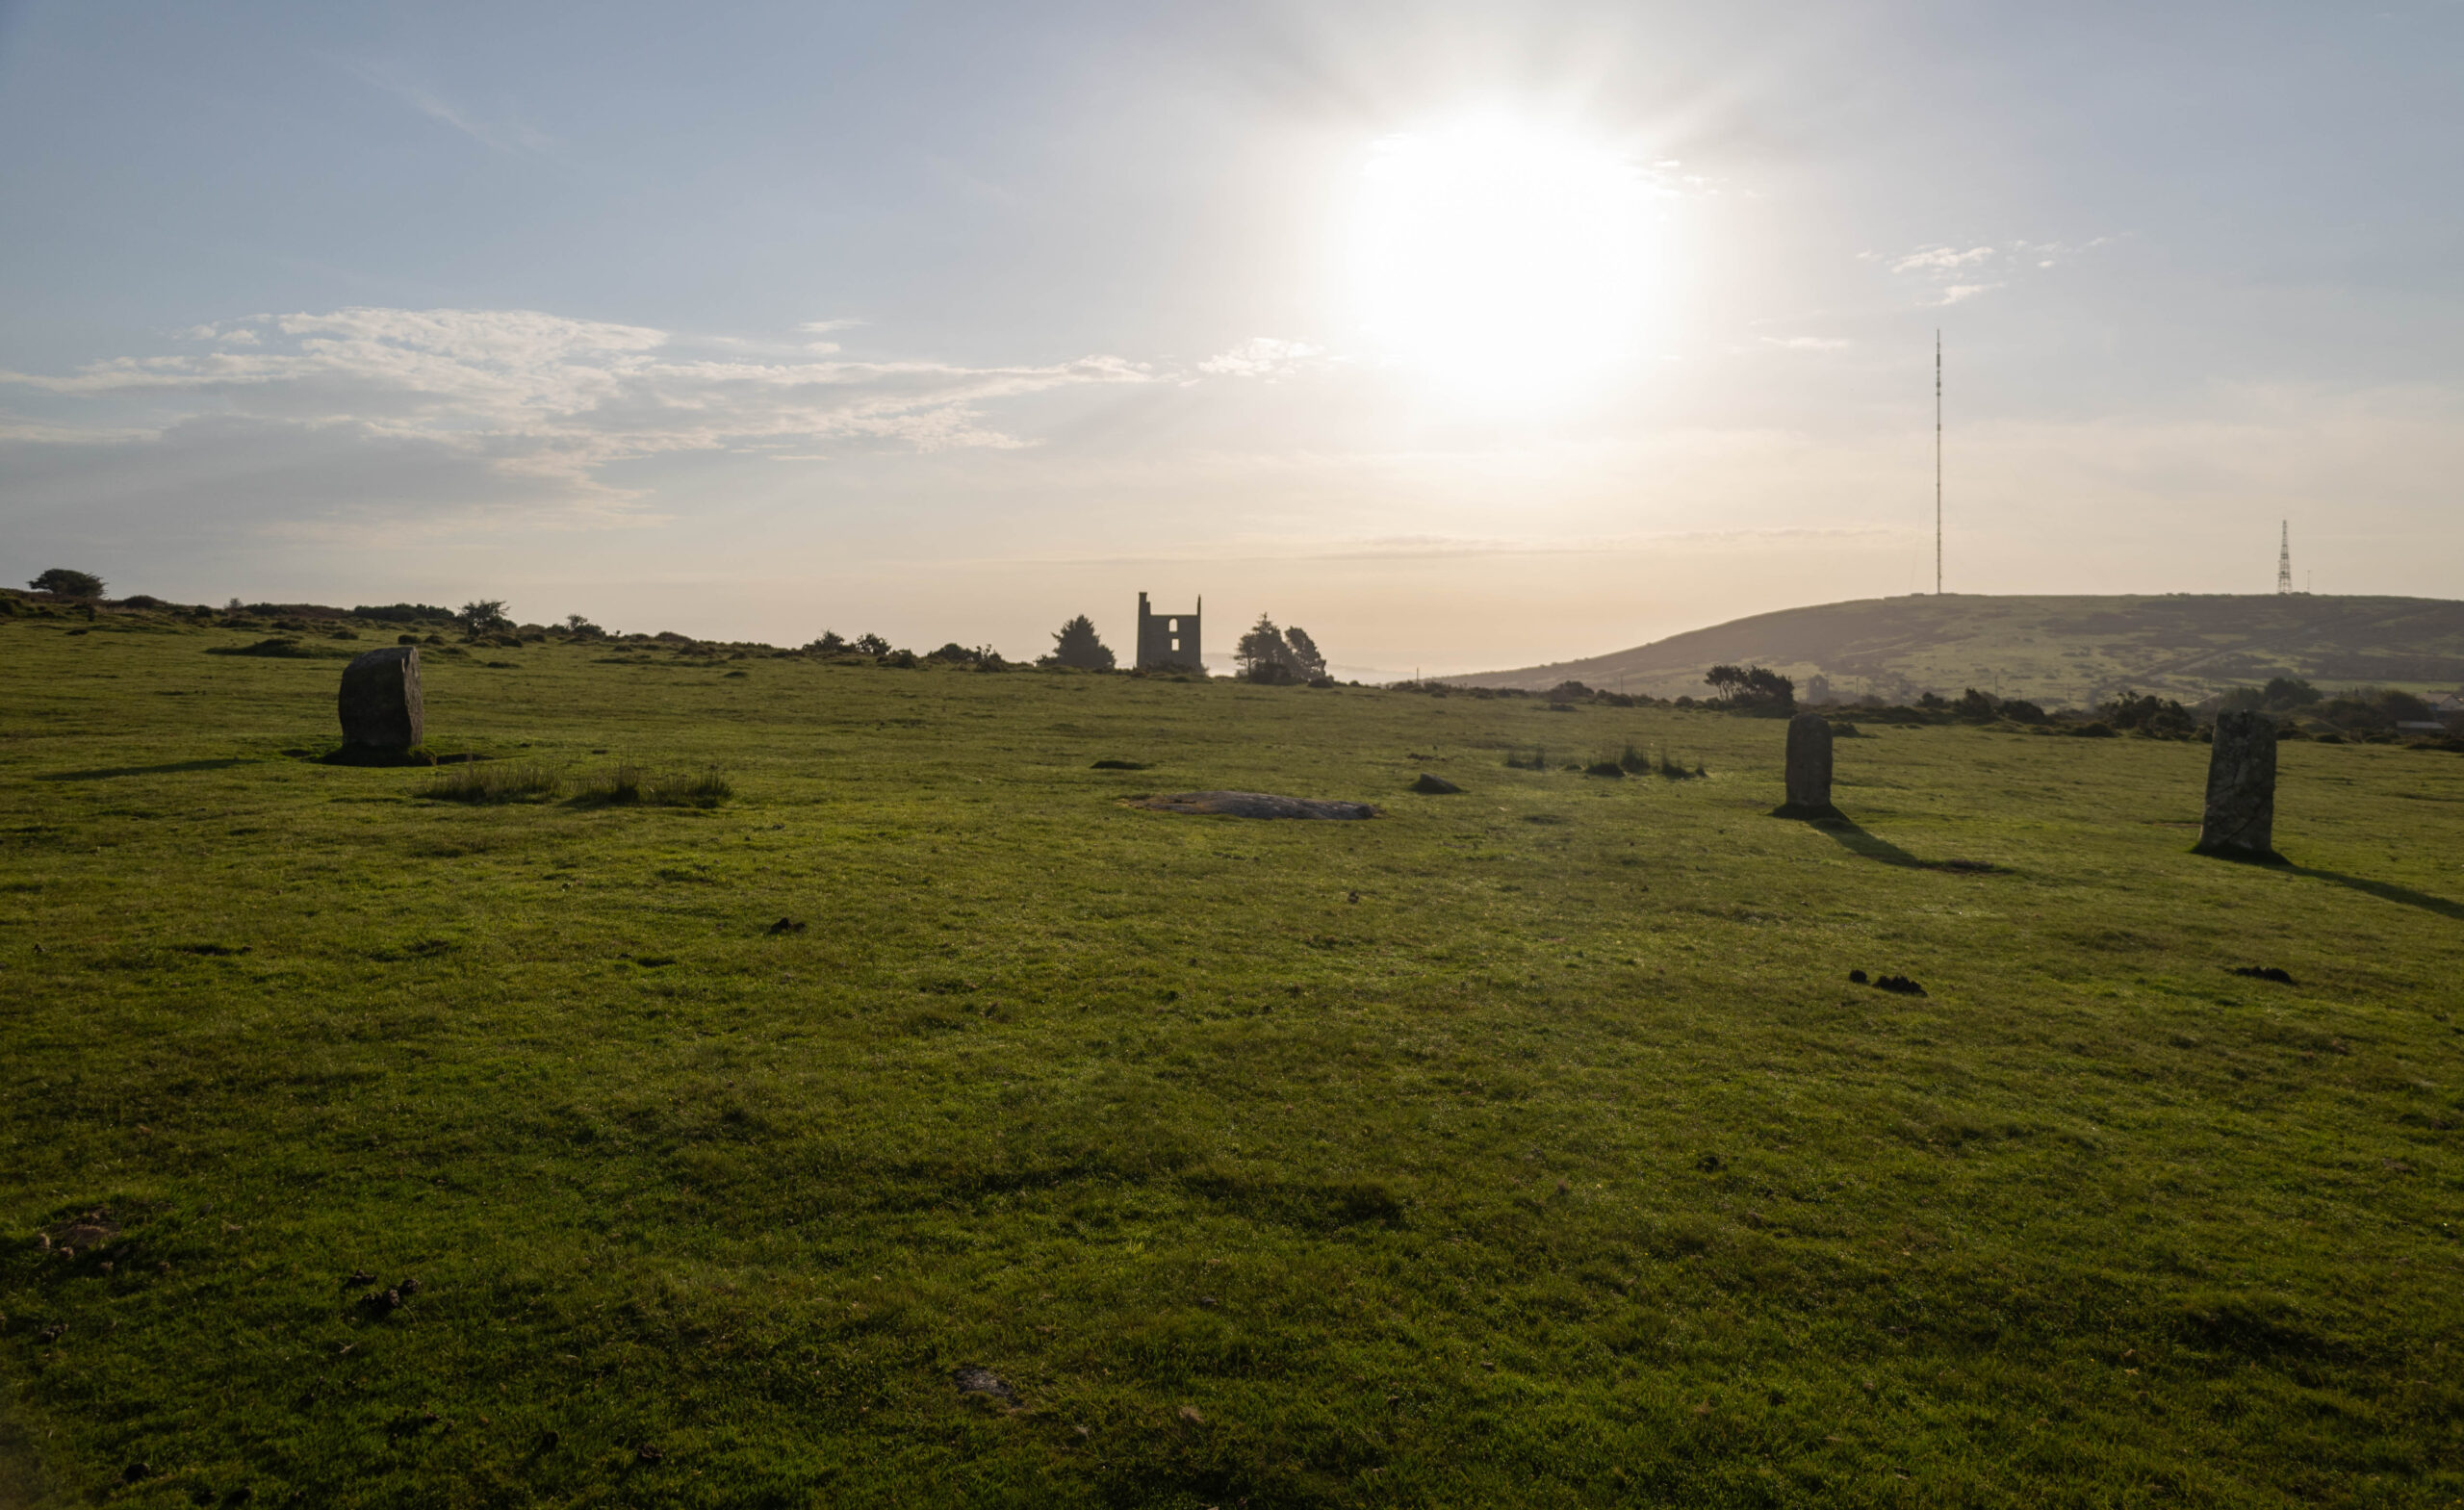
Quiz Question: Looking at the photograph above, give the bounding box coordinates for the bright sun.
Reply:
[1346,115,1661,405]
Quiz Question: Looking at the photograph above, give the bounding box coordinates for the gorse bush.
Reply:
[417,762,563,803]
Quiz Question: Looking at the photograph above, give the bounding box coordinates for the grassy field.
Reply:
[2,614,2461,1508]
[1452,593,2464,707]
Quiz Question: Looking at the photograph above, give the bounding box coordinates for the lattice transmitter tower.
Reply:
[2276,521,2293,596]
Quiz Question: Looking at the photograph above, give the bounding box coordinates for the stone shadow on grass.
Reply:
[38,758,255,781]
[2290,866,2464,921]
[1784,813,2004,874]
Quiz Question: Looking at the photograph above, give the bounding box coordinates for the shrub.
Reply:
[418,762,563,803]
[879,649,918,669]
[564,613,603,637]
[807,630,849,653]
[2101,690,2194,735]
[853,633,891,655]
[29,568,104,598]
[2263,676,2322,710]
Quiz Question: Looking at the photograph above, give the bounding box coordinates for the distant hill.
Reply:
[1447,594,2464,708]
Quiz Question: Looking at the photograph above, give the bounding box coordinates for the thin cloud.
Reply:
[1198,338,1324,378]
[0,306,1154,502]
[342,61,558,158]
[1890,245,1995,274]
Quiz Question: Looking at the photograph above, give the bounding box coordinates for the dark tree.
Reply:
[1236,614,1295,682]
[458,600,513,632]
[1283,626,1328,681]
[1704,663,1794,710]
[564,613,603,636]
[2262,677,2322,710]
[853,632,891,656]
[1041,615,1116,671]
[30,568,104,598]
[808,630,848,653]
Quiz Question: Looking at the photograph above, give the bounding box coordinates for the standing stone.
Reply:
[338,646,424,751]
[2196,709,2279,860]
[1774,712,1838,818]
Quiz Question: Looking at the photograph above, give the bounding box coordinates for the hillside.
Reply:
[1449,594,2464,707]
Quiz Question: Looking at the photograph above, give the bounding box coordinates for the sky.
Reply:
[2,0,2458,678]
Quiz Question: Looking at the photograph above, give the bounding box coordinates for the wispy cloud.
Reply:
[1879,235,2118,305]
[1890,244,1995,274]
[0,307,1154,504]
[342,61,558,158]
[1198,338,1324,379]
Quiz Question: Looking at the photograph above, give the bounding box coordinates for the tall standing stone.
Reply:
[2196,709,2279,860]
[1773,712,1838,818]
[338,646,424,751]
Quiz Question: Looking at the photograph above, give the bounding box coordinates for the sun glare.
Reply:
[1347,116,1662,406]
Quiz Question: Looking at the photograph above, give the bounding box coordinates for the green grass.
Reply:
[2,614,2461,1507]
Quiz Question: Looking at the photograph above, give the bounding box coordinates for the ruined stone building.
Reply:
[1136,593,1202,672]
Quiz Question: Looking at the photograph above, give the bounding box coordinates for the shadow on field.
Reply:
[1815,818,1928,867]
[2293,867,2464,920]
[1779,815,2004,875]
[37,758,252,781]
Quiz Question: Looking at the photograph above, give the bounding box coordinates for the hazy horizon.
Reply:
[5,0,2459,679]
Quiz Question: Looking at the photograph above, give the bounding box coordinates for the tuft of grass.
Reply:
[415,760,562,803]
[576,761,732,807]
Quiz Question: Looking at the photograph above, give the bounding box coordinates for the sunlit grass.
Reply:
[0,615,2458,1505]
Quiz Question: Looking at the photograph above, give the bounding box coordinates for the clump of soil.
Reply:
[1129,791,1378,820]
[2231,965,2296,985]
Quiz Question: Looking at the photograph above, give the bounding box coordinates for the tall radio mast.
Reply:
[2276,521,2292,595]
[1935,330,1943,596]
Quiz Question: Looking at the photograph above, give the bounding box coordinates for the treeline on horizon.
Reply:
[1396,663,2463,748]
[11,571,2462,744]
